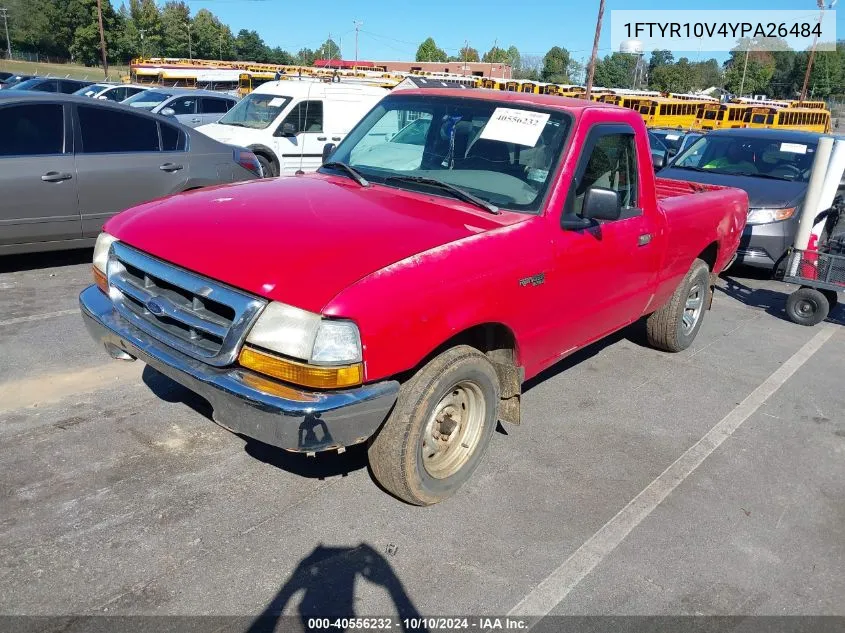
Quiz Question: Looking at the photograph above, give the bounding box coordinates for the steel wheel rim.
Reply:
[681,283,704,335]
[421,380,486,479]
[797,299,816,315]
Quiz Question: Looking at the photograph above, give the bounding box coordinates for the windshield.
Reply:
[649,129,685,152]
[73,83,110,97]
[8,78,45,91]
[123,90,172,109]
[672,134,818,181]
[217,93,291,129]
[325,95,572,213]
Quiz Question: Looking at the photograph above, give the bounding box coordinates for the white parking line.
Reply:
[507,325,837,620]
[0,309,78,327]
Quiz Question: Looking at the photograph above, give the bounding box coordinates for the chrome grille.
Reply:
[107,242,266,366]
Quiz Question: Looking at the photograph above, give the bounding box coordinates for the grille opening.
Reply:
[120,261,236,324]
[121,293,224,354]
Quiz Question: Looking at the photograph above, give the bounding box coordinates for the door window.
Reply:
[1,104,64,156]
[200,97,231,114]
[160,122,187,152]
[570,131,638,216]
[167,97,197,115]
[59,81,85,94]
[279,100,323,134]
[32,79,58,92]
[78,105,160,153]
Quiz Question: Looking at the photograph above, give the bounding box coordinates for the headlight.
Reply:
[92,232,118,273]
[244,301,362,365]
[92,232,118,292]
[746,207,796,226]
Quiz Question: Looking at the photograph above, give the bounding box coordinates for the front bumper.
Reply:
[736,217,797,270]
[79,285,399,453]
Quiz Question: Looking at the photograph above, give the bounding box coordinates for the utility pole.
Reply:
[139,28,146,59]
[95,0,108,78]
[1,8,11,60]
[801,0,827,102]
[353,20,362,64]
[739,46,751,97]
[184,21,192,61]
[489,38,497,77]
[218,30,223,60]
[462,39,468,76]
[584,0,605,100]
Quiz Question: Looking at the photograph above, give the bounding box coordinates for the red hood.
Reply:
[105,174,522,312]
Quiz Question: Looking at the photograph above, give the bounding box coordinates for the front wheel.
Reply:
[646,258,711,352]
[255,154,276,178]
[786,287,829,326]
[367,345,500,506]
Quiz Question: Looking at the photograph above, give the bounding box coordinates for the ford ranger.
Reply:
[80,89,748,505]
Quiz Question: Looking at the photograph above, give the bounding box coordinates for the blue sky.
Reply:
[183,0,844,66]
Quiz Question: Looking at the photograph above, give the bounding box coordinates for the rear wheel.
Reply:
[255,154,276,178]
[646,258,710,352]
[786,287,829,326]
[367,345,500,506]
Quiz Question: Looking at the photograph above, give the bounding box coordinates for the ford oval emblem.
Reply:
[146,299,164,315]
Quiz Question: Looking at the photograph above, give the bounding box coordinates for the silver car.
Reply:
[0,92,262,255]
[122,88,237,128]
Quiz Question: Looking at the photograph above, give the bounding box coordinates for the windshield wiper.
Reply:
[385,175,499,214]
[673,165,711,172]
[322,162,369,187]
[729,171,793,181]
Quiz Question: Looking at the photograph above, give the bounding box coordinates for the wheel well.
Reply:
[697,241,719,271]
[249,145,279,172]
[406,323,523,425]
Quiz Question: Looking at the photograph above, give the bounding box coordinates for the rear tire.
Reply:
[646,258,710,352]
[256,154,276,178]
[786,287,829,326]
[367,345,500,506]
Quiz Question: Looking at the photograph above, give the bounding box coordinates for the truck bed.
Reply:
[655,177,732,201]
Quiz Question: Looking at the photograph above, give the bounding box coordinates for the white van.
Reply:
[196,81,389,177]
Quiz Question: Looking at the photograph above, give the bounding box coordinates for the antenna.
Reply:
[296,81,314,176]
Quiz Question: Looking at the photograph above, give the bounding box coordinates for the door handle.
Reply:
[331,136,342,141]
[41,171,73,183]
[638,233,653,247]
[159,163,184,172]
[317,136,327,141]
[190,117,202,123]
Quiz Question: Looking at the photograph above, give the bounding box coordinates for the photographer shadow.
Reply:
[245,543,427,633]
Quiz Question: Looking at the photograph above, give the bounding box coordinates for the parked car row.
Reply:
[0,92,262,255]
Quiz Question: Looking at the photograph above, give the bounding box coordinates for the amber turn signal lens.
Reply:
[238,346,363,389]
[93,266,108,294]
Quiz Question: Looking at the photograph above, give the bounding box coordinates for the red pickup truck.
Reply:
[80,89,747,505]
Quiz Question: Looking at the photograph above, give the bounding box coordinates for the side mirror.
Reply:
[322,142,336,164]
[279,121,297,137]
[160,107,176,117]
[651,150,666,171]
[581,187,622,221]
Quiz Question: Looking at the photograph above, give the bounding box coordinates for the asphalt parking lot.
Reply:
[1,250,843,620]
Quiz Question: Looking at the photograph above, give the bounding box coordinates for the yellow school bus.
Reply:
[774,107,831,133]
[636,97,709,128]
[519,81,541,94]
[481,78,505,90]
[788,100,827,110]
[693,102,753,130]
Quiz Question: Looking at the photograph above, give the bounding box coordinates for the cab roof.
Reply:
[387,87,620,113]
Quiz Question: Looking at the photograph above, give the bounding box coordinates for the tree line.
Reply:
[0,0,337,68]
[416,35,845,99]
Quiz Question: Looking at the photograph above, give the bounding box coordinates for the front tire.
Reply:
[367,345,500,506]
[646,258,710,352]
[786,287,829,326]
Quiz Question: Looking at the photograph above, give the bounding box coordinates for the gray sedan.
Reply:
[0,92,262,256]
[122,88,237,128]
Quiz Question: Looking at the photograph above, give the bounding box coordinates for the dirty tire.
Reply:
[646,258,710,352]
[367,345,500,506]
[786,287,829,326]
[256,154,276,178]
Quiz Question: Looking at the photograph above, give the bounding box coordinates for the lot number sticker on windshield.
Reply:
[780,142,808,154]
[268,97,286,107]
[479,108,550,147]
